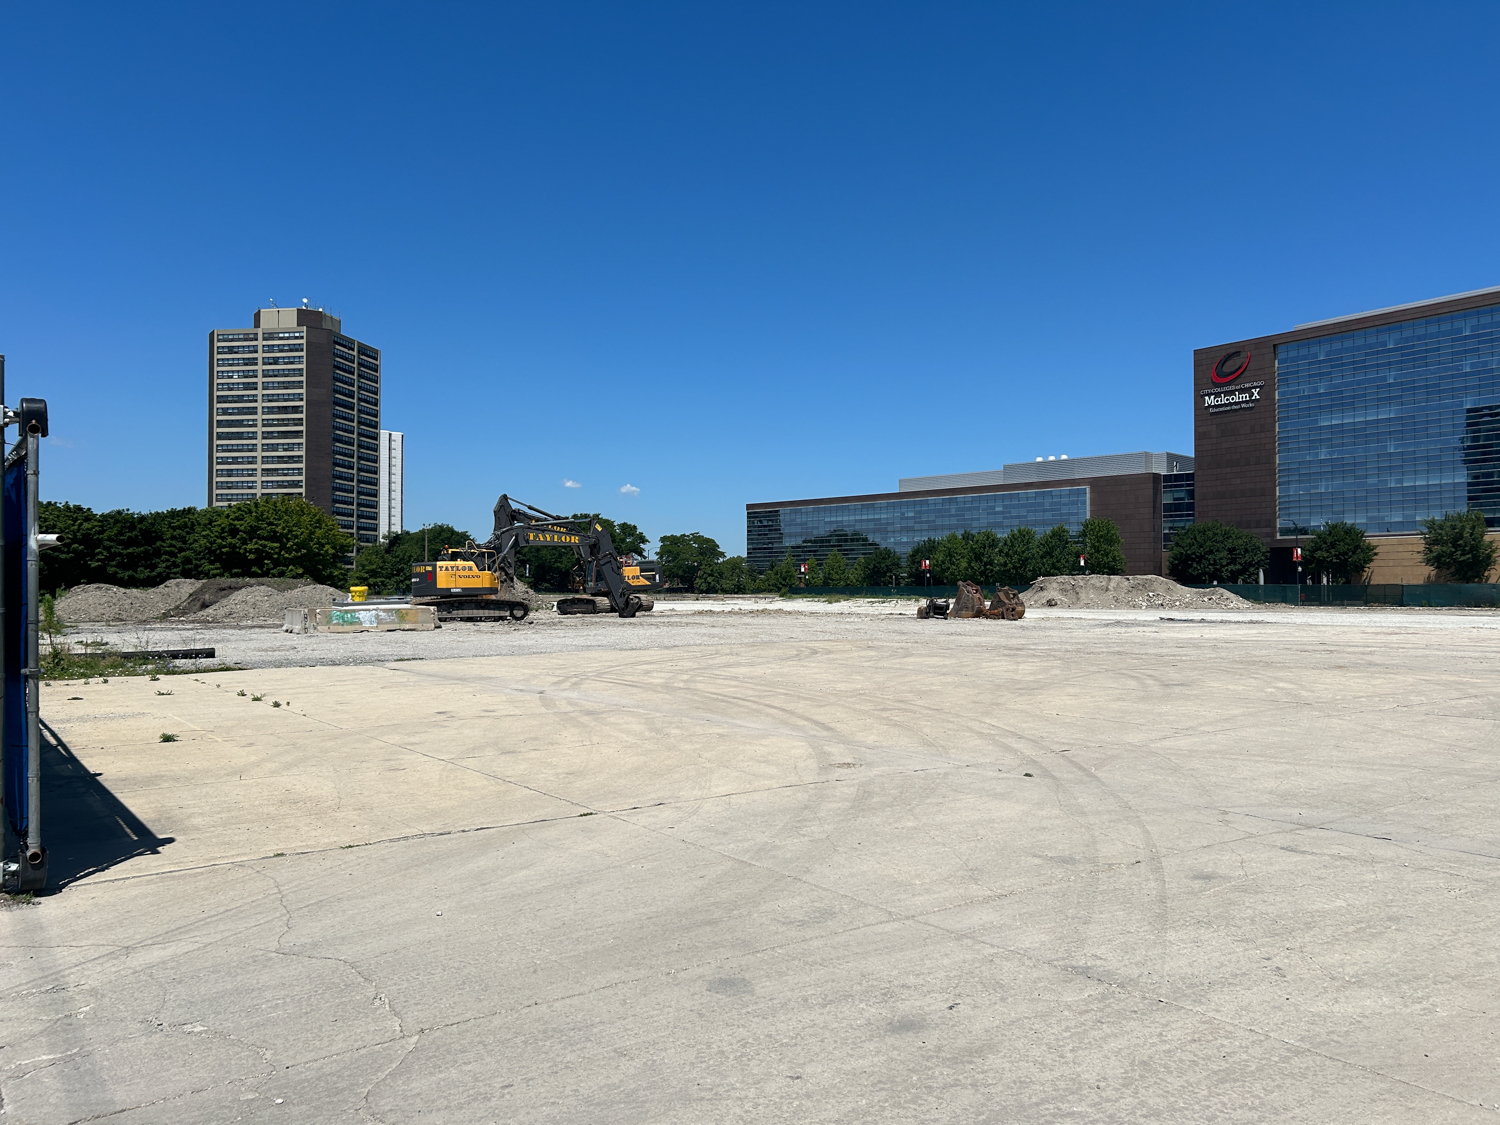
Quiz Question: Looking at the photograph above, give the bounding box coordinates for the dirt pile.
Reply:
[57,578,339,624]
[498,579,545,609]
[55,579,205,624]
[184,584,346,624]
[1022,574,1251,611]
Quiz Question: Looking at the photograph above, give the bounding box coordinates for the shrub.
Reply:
[1420,510,1497,583]
[1167,522,1267,585]
[1303,522,1376,584]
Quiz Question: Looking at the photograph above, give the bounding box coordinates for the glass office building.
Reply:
[748,487,1088,569]
[1161,472,1195,549]
[1276,302,1500,535]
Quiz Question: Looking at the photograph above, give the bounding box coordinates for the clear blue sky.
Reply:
[5,3,1499,556]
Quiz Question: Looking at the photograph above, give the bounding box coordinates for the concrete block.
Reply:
[283,605,438,633]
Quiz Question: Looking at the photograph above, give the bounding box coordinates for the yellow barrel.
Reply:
[349,586,368,602]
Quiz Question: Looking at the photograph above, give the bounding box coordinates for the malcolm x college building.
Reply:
[1197,285,1500,583]
[746,286,1500,582]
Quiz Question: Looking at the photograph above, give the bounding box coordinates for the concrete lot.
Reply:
[5,604,1500,1122]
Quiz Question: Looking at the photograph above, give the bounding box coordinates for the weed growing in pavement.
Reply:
[251,694,264,701]
[1023,772,1034,777]
[67,696,82,700]
[271,701,281,708]
[4,892,34,906]
[159,733,179,743]
[237,690,246,697]
[148,675,159,682]
[155,690,173,696]
[40,594,62,645]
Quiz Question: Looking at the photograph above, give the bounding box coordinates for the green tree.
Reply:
[822,550,850,586]
[1420,510,1497,582]
[1035,524,1078,578]
[1304,521,1376,584]
[852,546,903,587]
[968,530,1003,585]
[194,498,353,585]
[1079,518,1127,575]
[931,533,973,584]
[995,526,1039,587]
[1167,522,1267,585]
[657,532,724,589]
[38,501,104,592]
[756,552,799,593]
[698,556,759,594]
[905,538,943,584]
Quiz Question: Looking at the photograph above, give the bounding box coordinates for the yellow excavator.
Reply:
[411,495,662,621]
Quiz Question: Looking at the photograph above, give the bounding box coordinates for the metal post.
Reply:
[0,354,6,836]
[24,427,39,864]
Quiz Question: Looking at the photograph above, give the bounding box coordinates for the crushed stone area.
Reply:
[182,583,345,623]
[1022,574,1251,610]
[47,594,1500,670]
[56,577,337,624]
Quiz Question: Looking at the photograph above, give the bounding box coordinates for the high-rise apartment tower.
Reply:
[377,429,404,541]
[208,306,382,544]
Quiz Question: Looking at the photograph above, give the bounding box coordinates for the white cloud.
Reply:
[618,483,640,495]
[562,478,582,488]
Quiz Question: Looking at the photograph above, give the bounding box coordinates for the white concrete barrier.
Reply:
[283,605,438,633]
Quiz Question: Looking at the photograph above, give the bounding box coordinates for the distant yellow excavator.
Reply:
[410,495,662,621]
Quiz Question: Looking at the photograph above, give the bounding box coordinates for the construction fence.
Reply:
[1192,583,1500,607]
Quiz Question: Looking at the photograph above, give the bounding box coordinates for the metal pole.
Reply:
[0,355,6,842]
[24,427,39,863]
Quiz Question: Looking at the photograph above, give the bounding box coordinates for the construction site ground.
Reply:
[7,599,1500,1123]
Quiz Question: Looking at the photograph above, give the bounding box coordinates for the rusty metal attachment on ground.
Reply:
[951,581,986,618]
[916,598,950,619]
[982,586,1026,620]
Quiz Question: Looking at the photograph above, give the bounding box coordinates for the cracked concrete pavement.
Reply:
[4,606,1500,1122]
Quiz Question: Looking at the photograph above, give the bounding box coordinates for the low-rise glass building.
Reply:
[747,452,1193,574]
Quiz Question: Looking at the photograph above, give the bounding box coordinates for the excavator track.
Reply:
[419,598,529,623]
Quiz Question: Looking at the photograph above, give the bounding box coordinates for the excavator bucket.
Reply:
[982,586,1026,621]
[951,581,986,618]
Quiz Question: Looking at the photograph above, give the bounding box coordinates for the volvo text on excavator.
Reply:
[410,495,662,621]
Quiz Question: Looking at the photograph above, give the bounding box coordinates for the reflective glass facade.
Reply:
[1162,472,1194,550]
[1277,303,1500,534]
[747,487,1088,569]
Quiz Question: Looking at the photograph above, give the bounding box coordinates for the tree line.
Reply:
[38,496,1498,598]
[660,519,1129,593]
[1166,511,1498,584]
[38,498,353,593]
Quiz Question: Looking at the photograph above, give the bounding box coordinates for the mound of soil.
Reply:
[184,584,345,624]
[1022,574,1251,611]
[55,579,204,624]
[57,577,335,624]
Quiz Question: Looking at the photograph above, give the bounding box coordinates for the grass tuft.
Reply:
[159,732,179,743]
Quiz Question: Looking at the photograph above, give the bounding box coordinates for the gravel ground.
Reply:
[46,594,1500,669]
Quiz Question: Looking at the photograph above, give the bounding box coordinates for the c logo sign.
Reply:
[1212,350,1251,384]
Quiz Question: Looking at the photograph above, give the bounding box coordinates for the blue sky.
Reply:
[5,3,1500,555]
